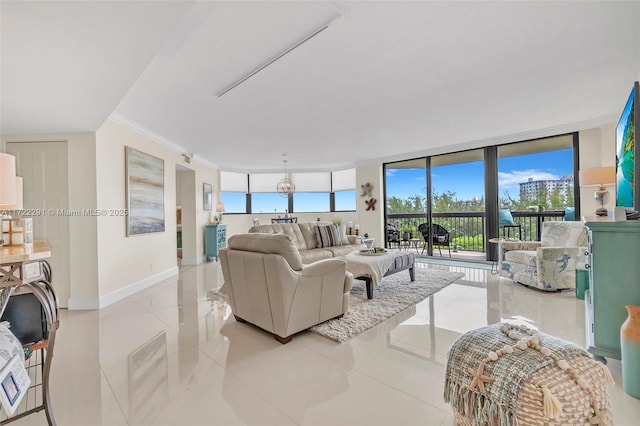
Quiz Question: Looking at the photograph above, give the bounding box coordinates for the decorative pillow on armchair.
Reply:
[314,224,343,248]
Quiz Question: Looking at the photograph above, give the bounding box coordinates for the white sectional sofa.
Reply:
[248,222,365,264]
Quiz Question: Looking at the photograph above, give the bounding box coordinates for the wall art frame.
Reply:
[203,183,212,211]
[125,147,165,236]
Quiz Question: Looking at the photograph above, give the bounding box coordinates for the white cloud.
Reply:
[498,169,560,190]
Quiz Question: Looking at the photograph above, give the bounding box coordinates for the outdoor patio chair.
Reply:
[418,223,452,257]
[386,224,401,249]
[499,209,522,240]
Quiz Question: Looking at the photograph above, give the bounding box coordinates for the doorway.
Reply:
[176,166,197,265]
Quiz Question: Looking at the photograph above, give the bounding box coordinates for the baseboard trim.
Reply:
[67,266,179,310]
[180,257,202,266]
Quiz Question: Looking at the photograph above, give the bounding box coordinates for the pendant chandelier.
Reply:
[276,155,295,198]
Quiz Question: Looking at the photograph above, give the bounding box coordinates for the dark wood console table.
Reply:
[0,241,58,425]
[271,217,297,223]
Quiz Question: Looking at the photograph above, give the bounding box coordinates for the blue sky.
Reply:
[386,148,573,201]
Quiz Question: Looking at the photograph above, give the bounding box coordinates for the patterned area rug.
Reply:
[308,268,464,342]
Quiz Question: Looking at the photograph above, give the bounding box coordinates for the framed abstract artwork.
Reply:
[125,147,165,236]
[203,183,212,211]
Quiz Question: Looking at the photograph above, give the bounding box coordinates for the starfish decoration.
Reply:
[468,363,495,393]
[365,197,377,211]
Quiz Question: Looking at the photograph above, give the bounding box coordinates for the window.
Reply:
[251,193,288,214]
[334,189,356,211]
[220,171,248,213]
[220,168,356,214]
[385,158,427,215]
[498,135,574,211]
[221,192,246,213]
[293,193,329,212]
[431,149,485,252]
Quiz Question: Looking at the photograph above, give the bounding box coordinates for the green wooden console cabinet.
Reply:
[584,219,640,361]
[205,224,226,261]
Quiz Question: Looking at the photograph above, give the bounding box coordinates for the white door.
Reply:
[7,142,70,308]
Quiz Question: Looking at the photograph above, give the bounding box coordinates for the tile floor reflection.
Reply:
[9,260,640,425]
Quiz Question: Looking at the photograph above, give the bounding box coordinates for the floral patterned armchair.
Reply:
[498,221,588,291]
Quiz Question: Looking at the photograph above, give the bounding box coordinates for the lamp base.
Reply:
[595,207,608,216]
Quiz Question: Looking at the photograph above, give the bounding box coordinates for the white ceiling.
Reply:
[2,1,640,172]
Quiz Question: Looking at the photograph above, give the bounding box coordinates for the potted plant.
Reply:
[401,226,412,241]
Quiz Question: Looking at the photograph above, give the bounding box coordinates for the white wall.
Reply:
[355,164,384,245]
[95,120,180,303]
[94,121,220,304]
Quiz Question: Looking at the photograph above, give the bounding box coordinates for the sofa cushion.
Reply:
[314,224,343,248]
[227,233,303,271]
[325,245,360,257]
[248,223,310,250]
[295,222,319,249]
[299,248,333,264]
[338,224,351,245]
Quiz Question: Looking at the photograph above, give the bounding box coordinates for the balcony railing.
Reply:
[386,210,566,253]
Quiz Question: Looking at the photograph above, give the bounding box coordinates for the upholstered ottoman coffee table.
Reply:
[343,251,415,299]
[444,323,614,425]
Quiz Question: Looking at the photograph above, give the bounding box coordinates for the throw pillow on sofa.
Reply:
[339,224,351,245]
[314,224,343,248]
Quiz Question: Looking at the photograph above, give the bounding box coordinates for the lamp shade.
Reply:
[579,167,616,187]
[11,177,23,210]
[0,153,17,207]
[216,202,225,213]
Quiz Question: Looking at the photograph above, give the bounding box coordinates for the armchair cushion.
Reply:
[540,221,587,247]
[227,233,303,271]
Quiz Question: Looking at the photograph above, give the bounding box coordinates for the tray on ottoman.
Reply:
[444,323,614,426]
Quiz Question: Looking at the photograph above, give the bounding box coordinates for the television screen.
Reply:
[615,81,640,211]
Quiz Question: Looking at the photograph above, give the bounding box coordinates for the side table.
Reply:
[0,241,58,426]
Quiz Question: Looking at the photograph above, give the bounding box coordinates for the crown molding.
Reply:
[108,112,218,170]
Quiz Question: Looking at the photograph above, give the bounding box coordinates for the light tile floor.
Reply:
[8,260,640,425]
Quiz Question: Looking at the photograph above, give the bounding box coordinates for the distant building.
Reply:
[519,175,574,203]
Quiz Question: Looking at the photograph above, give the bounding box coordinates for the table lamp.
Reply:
[0,153,17,209]
[216,202,225,223]
[579,167,616,216]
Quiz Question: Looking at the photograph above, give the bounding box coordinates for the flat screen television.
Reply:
[615,81,640,212]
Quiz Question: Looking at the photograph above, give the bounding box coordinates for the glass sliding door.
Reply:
[384,158,427,249]
[497,134,575,241]
[430,149,485,259]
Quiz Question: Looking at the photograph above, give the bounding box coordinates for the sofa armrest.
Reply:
[500,240,540,251]
[347,235,363,245]
[300,258,347,277]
